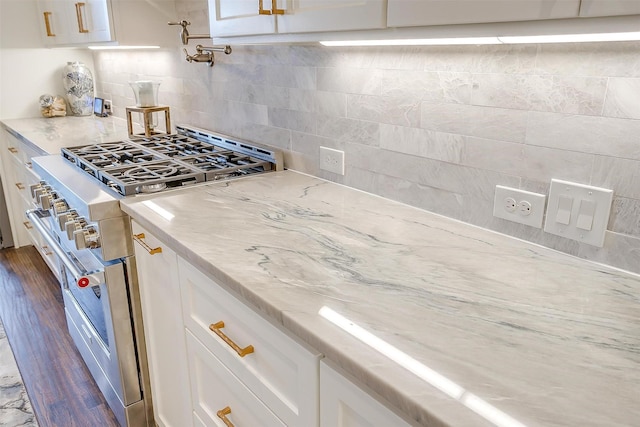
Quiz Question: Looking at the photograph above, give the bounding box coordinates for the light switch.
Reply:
[576,199,596,231]
[555,195,573,225]
[544,179,613,248]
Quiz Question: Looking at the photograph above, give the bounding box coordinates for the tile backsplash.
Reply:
[92,40,640,274]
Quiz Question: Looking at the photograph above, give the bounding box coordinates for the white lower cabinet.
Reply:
[178,257,321,427]
[131,221,192,427]
[186,330,286,426]
[133,224,413,427]
[320,361,413,427]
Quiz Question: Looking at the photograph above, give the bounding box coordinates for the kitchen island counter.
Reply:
[121,170,639,427]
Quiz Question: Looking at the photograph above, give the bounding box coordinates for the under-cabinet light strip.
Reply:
[88,45,160,50]
[320,31,640,46]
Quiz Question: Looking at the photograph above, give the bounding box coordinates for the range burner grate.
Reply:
[61,126,282,196]
[99,160,205,196]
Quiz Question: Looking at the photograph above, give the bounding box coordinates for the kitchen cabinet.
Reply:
[179,256,321,426]
[387,0,581,27]
[208,0,386,38]
[320,361,413,427]
[36,0,177,47]
[0,127,61,280]
[131,223,321,426]
[131,221,191,427]
[579,0,640,17]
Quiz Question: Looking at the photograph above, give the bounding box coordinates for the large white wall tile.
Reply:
[526,111,640,159]
[92,26,640,274]
[603,77,640,119]
[421,103,528,142]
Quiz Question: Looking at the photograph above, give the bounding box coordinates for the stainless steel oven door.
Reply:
[27,209,145,426]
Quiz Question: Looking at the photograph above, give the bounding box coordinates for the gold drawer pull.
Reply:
[43,11,55,36]
[15,182,25,190]
[75,2,89,33]
[132,233,162,255]
[23,221,33,230]
[26,162,32,169]
[209,321,254,357]
[216,406,234,427]
[8,147,18,154]
[42,245,53,256]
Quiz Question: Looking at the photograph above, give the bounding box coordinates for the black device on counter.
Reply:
[94,97,106,117]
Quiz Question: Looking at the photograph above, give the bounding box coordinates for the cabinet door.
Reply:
[37,0,73,45]
[208,0,276,37]
[131,221,192,427]
[72,0,112,44]
[320,361,413,427]
[387,0,581,27]
[579,0,640,17]
[186,331,287,427]
[277,0,386,34]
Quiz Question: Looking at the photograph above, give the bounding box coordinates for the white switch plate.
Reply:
[493,185,546,228]
[544,179,613,247]
[319,146,345,175]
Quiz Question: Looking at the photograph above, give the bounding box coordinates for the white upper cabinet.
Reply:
[387,0,582,27]
[209,0,386,38]
[579,0,640,17]
[36,0,177,47]
[37,0,110,46]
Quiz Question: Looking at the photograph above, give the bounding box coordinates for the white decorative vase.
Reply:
[62,61,94,116]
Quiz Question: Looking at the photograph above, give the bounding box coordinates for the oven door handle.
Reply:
[26,209,105,288]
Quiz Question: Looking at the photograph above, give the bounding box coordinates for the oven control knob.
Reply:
[39,191,58,210]
[73,226,100,250]
[52,199,69,216]
[29,182,44,198]
[32,186,51,205]
[65,217,87,240]
[58,210,78,232]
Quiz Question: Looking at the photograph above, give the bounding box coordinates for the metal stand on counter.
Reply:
[126,106,171,137]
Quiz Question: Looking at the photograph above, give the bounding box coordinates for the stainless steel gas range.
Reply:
[25,125,283,426]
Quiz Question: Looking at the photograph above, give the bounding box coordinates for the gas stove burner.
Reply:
[78,143,129,153]
[137,183,167,193]
[123,164,180,180]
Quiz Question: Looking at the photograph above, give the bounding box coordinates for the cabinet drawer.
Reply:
[320,361,413,427]
[179,258,320,427]
[186,330,286,427]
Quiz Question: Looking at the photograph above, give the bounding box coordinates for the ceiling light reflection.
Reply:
[141,200,174,221]
[318,306,527,427]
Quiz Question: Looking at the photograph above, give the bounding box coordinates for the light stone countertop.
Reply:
[1,116,132,154]
[121,170,640,427]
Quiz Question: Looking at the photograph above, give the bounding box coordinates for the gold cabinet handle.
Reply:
[42,245,53,256]
[258,0,284,15]
[26,162,32,169]
[209,321,254,357]
[216,406,234,427]
[75,2,89,33]
[23,221,33,230]
[15,182,25,190]
[272,0,284,15]
[43,11,56,36]
[132,233,162,255]
[258,0,272,15]
[7,147,18,154]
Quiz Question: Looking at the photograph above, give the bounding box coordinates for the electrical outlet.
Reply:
[103,99,112,114]
[319,146,345,175]
[493,185,546,228]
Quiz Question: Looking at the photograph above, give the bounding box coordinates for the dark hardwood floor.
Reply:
[0,246,119,427]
